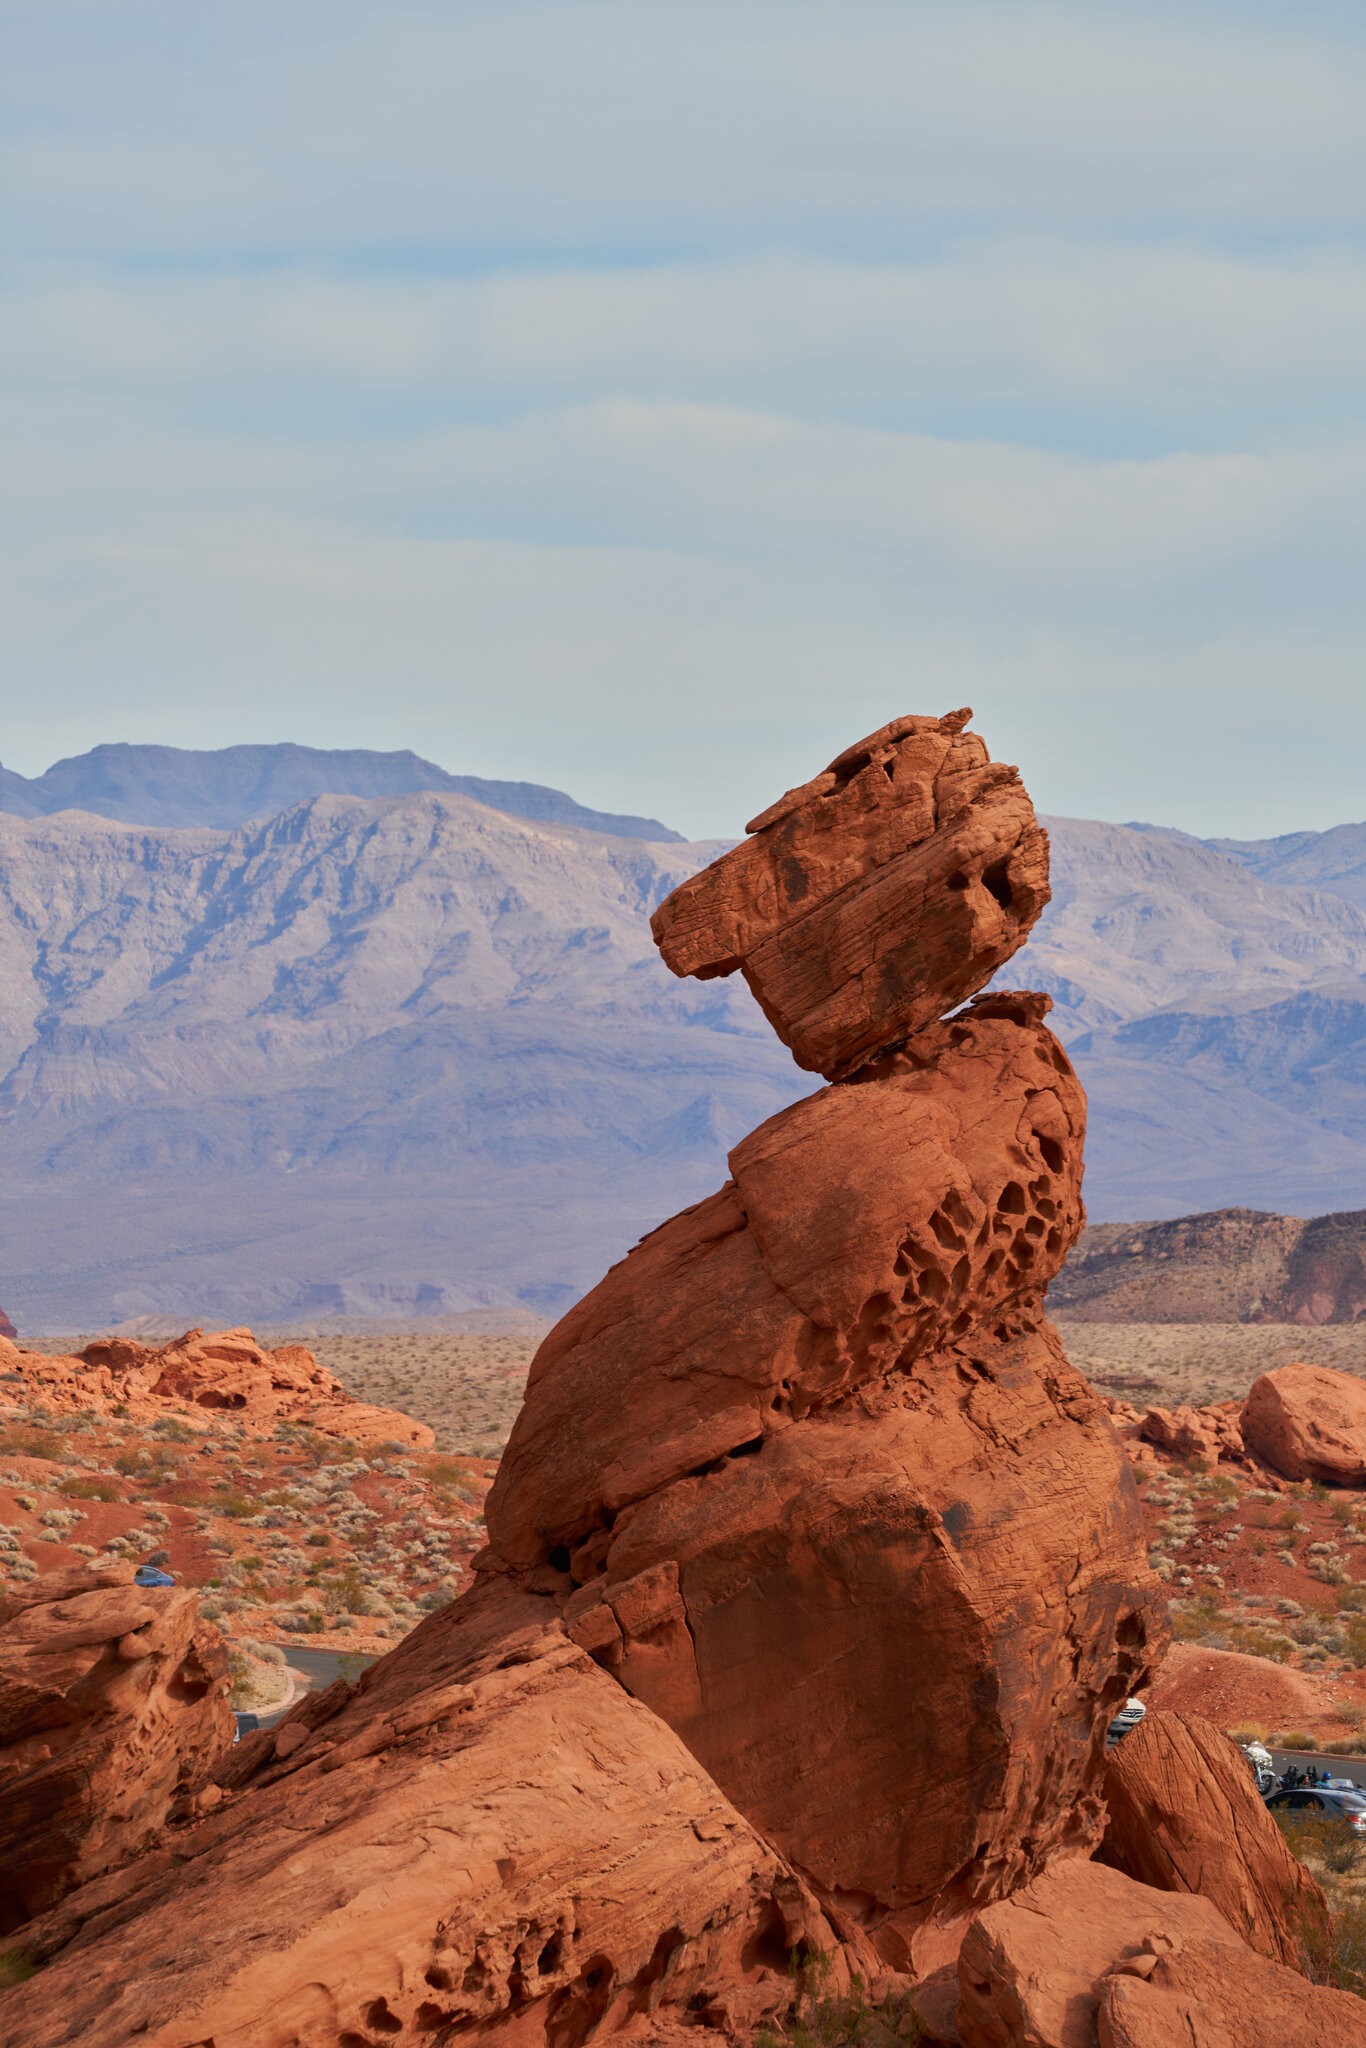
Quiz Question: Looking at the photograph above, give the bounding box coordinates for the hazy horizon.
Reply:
[6,3,1366,839]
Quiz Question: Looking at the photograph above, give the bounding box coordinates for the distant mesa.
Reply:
[0,740,682,841]
[1053,1206,1366,1324]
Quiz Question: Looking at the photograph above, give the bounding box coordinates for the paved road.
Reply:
[1270,1749,1366,1790]
[242,1645,378,1730]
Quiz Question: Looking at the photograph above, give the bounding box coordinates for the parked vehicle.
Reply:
[1265,1786,1366,1835]
[134,1564,175,1588]
[1106,1697,1146,1748]
[1241,1742,1278,1797]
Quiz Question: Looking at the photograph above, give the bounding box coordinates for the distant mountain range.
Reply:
[0,743,1361,1328]
[0,742,680,841]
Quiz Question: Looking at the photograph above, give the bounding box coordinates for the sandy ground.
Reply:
[1060,1322,1366,1410]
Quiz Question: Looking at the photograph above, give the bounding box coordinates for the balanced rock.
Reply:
[1241,1361,1366,1485]
[0,1582,846,2047]
[956,1857,1365,2048]
[651,711,1050,1077]
[0,1324,432,1449]
[1099,1708,1328,1969]
[0,1561,230,1933]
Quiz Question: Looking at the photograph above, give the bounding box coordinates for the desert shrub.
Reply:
[0,1425,62,1461]
[755,1952,922,2048]
[0,1948,35,1988]
[56,1474,120,1501]
[1224,1624,1296,1663]
[1276,1732,1319,1752]
[1341,1619,1366,1668]
[1227,1721,1268,1744]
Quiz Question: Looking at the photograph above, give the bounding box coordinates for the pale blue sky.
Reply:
[3,1,1365,837]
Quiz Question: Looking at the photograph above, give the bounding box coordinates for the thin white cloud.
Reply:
[4,5,1366,255]
[7,248,1366,433]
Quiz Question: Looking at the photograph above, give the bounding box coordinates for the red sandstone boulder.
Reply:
[486,986,1162,1970]
[0,1561,231,1932]
[1097,1934,1366,2048]
[560,1320,1159,1970]
[0,1582,848,2047]
[1139,1400,1243,1470]
[489,992,1088,1568]
[956,1858,1364,2048]
[1241,1361,1366,1485]
[1,1324,432,1448]
[651,711,1050,1078]
[1099,1708,1328,1968]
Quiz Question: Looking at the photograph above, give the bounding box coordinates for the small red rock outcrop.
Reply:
[1098,1708,1328,1968]
[1241,1360,1366,1485]
[0,1304,16,1342]
[651,710,1049,1078]
[956,1857,1366,2048]
[0,1582,847,2047]
[0,1325,432,1449]
[1138,1399,1244,1470]
[0,1561,230,1934]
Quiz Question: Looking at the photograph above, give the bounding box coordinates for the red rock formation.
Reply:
[1098,1708,1328,1969]
[651,711,1050,1078]
[490,992,1089,1566]
[1241,1361,1366,1485]
[1138,1399,1244,1470]
[956,1858,1366,2048]
[0,1305,15,1342]
[0,1582,848,2046]
[0,713,1175,2039]
[0,1561,230,1934]
[0,1324,432,1449]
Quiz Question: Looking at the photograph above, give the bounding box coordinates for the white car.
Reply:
[1106,1697,1147,1747]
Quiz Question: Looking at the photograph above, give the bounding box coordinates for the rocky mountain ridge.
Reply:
[0,740,679,841]
[0,752,1361,1326]
[1055,1206,1366,1324]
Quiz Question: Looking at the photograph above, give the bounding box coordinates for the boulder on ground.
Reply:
[1241,1361,1366,1485]
[1099,1707,1328,1968]
[651,710,1049,1077]
[0,1561,230,1933]
[956,1858,1366,2048]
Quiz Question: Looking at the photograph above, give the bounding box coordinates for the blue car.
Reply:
[134,1564,176,1588]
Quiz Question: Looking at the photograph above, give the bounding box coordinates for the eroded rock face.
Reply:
[1241,1361,1366,1485]
[956,1858,1364,2048]
[489,992,1088,1567]
[0,1562,231,1933]
[651,712,1050,1078]
[0,1325,432,1448]
[0,1304,15,1342]
[1099,1709,1328,1969]
[0,1583,845,2048]
[487,989,1163,1966]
